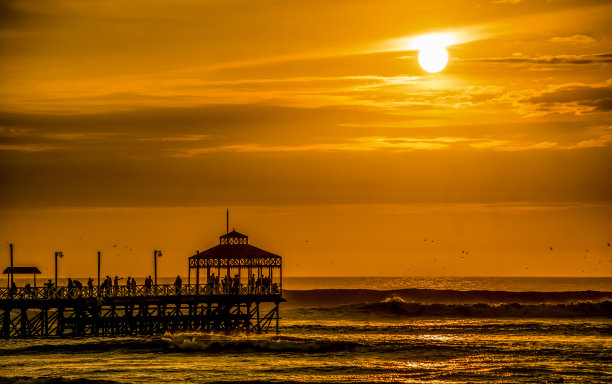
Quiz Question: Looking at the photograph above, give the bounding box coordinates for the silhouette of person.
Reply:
[174,275,182,295]
[45,279,54,298]
[10,281,17,298]
[145,275,152,294]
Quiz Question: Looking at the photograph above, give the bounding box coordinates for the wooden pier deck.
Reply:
[0,284,284,339]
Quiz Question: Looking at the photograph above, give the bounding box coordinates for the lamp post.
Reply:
[97,251,101,296]
[9,244,13,288]
[54,251,63,287]
[154,250,162,287]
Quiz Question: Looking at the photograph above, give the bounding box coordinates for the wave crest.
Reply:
[304,299,612,318]
[283,288,612,307]
[166,334,359,353]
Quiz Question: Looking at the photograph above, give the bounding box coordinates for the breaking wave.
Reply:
[166,334,359,353]
[283,288,612,307]
[295,297,612,318]
[0,334,359,356]
[0,338,169,355]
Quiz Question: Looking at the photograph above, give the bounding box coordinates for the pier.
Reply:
[0,230,284,339]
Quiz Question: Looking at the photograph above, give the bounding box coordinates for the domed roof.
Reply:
[219,229,248,244]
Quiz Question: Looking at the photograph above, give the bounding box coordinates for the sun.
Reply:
[418,46,448,73]
[410,33,453,73]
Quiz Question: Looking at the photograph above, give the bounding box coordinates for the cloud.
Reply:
[462,52,612,66]
[175,133,612,157]
[549,35,596,44]
[563,134,612,149]
[173,136,460,156]
[136,134,210,142]
[0,144,60,152]
[521,80,612,115]
[468,134,612,151]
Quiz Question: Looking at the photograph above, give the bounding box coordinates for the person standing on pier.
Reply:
[113,276,120,295]
[9,281,17,298]
[67,278,73,298]
[174,275,182,295]
[45,279,54,298]
[87,278,93,296]
[103,275,112,296]
[145,275,152,294]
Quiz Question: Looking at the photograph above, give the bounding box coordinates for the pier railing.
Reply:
[0,283,281,301]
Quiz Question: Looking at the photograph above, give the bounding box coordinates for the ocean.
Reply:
[0,277,610,383]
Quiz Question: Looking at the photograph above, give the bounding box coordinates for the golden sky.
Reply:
[0,0,610,278]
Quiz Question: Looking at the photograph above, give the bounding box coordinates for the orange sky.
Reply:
[0,0,610,278]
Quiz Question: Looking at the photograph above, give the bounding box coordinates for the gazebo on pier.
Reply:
[0,230,285,339]
[188,230,282,295]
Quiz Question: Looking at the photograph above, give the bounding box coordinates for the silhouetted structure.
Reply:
[3,267,41,288]
[188,230,283,333]
[0,231,283,339]
[188,230,282,294]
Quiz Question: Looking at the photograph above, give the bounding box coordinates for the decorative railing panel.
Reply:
[189,257,282,268]
[0,283,280,301]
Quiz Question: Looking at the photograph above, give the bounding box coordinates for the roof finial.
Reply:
[226,209,229,235]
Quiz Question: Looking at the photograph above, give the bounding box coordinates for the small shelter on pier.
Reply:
[188,230,282,294]
[3,267,41,287]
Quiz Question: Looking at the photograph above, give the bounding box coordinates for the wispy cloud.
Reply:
[549,35,596,44]
[172,136,459,157]
[512,80,612,116]
[0,144,61,152]
[173,133,612,157]
[469,133,612,151]
[563,133,612,149]
[491,0,523,4]
[136,134,210,142]
[461,52,612,66]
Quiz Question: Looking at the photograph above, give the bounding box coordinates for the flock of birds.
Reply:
[77,235,611,273]
[420,238,612,272]
[296,238,611,272]
[78,236,136,253]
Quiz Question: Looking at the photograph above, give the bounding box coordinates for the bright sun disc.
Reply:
[418,46,448,73]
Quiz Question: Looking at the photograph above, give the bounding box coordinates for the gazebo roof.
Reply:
[3,267,41,274]
[220,230,248,240]
[189,244,281,260]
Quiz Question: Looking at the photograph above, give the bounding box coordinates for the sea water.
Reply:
[0,276,610,383]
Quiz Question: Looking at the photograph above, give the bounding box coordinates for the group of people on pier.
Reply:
[4,273,278,299]
[204,273,278,295]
